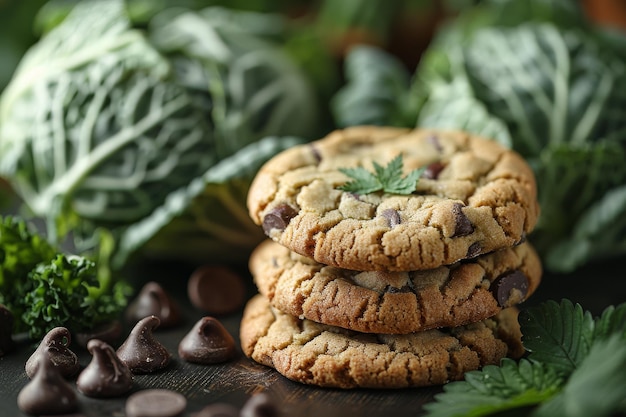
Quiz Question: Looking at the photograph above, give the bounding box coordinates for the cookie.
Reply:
[240,295,523,389]
[247,126,539,271]
[249,240,541,334]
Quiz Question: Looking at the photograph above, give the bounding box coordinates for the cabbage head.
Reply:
[0,0,319,267]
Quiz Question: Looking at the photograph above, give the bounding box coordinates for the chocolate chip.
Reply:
[75,320,123,349]
[0,305,14,357]
[117,315,171,374]
[381,208,401,228]
[178,317,236,364]
[427,134,443,153]
[384,285,413,294]
[187,265,246,315]
[491,271,529,307]
[262,204,298,235]
[76,339,134,397]
[452,203,474,237]
[193,403,239,417]
[466,242,482,258]
[422,162,445,180]
[240,393,280,417]
[25,327,80,379]
[125,389,187,417]
[18,350,78,415]
[126,282,181,329]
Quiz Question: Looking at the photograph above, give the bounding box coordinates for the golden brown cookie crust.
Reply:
[247,126,539,271]
[249,240,541,334]
[240,295,523,389]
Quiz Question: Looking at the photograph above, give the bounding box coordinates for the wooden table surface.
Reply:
[1,256,624,417]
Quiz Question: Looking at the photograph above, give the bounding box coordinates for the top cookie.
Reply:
[248,126,539,271]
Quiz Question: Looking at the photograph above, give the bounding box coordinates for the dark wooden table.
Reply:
[1,255,625,417]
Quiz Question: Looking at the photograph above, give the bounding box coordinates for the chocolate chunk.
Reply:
[451,203,474,237]
[187,265,246,315]
[240,393,280,417]
[178,317,236,365]
[75,320,123,349]
[76,339,134,397]
[262,204,298,235]
[422,162,445,180]
[17,350,78,415]
[125,389,187,417]
[193,403,239,417]
[427,134,443,153]
[25,327,80,379]
[381,208,401,228]
[126,282,181,329]
[466,242,482,258]
[117,316,171,374]
[491,271,529,307]
[0,305,14,357]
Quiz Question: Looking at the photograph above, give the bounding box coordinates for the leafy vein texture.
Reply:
[519,299,594,377]
[423,359,562,417]
[338,154,425,195]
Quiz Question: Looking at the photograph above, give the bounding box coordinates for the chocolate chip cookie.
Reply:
[240,295,523,389]
[249,239,541,334]
[247,126,539,271]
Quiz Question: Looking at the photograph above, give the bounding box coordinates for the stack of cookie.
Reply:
[240,126,541,389]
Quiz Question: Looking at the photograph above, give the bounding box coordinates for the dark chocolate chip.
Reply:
[0,305,14,357]
[76,339,134,397]
[262,204,298,235]
[17,350,78,415]
[381,208,401,228]
[187,265,246,315]
[491,271,529,307]
[25,327,80,379]
[178,317,236,365]
[125,282,181,329]
[384,285,413,294]
[466,242,482,258]
[125,389,187,417]
[193,403,239,417]
[240,393,280,417]
[452,203,474,237]
[117,315,171,374]
[422,162,445,180]
[75,320,123,349]
[427,134,443,153]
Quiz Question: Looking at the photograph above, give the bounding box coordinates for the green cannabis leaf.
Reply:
[338,154,425,195]
[519,299,595,377]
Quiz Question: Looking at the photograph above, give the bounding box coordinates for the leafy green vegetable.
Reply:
[0,0,322,267]
[0,216,129,339]
[425,299,626,417]
[338,154,426,195]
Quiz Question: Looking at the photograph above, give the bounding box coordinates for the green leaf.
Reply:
[519,299,595,377]
[338,154,424,195]
[593,302,626,341]
[532,335,626,417]
[423,358,562,417]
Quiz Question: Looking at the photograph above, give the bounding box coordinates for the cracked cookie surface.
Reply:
[247,126,539,271]
[240,295,523,389]
[249,240,541,334]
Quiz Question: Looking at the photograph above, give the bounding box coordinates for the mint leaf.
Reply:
[338,154,425,195]
[593,302,626,341]
[532,335,626,417]
[423,359,562,417]
[519,299,594,377]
